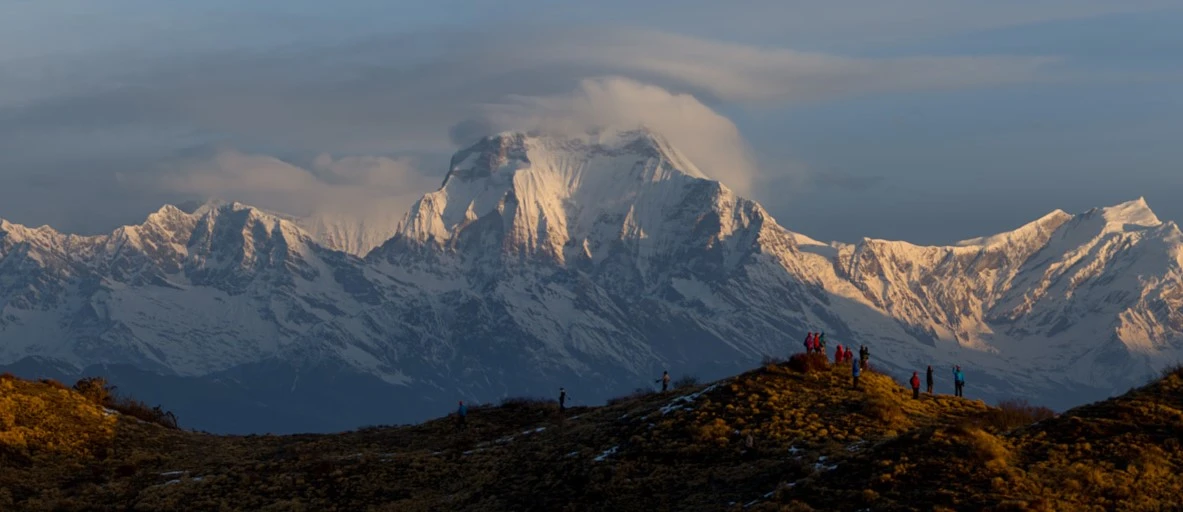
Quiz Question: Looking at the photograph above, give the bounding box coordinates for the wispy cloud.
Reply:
[0,20,1065,233]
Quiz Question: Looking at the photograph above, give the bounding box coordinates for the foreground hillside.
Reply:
[2,360,1182,511]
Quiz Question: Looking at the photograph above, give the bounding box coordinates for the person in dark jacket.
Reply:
[910,371,921,399]
[926,366,934,394]
[859,345,869,369]
[457,400,468,429]
[953,366,965,397]
[559,387,568,412]
[851,358,862,389]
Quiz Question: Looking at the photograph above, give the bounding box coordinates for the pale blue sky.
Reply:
[1,1,1180,244]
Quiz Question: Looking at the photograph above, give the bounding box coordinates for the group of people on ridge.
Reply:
[803,331,966,398]
[908,365,967,399]
[457,337,972,429]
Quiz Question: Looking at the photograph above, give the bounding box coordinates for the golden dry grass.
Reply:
[2,363,1182,511]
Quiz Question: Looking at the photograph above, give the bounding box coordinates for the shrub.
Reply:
[674,375,699,389]
[787,353,831,374]
[108,398,179,430]
[861,395,908,429]
[38,378,68,390]
[73,377,114,406]
[1160,362,1183,379]
[978,399,1056,432]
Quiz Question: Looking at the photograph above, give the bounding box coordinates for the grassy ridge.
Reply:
[2,359,1180,511]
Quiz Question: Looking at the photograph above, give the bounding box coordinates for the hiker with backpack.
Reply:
[926,366,934,394]
[910,371,921,399]
[953,366,965,397]
[656,371,671,392]
[817,332,827,353]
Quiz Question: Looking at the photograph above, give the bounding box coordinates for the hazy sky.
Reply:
[2,1,1181,244]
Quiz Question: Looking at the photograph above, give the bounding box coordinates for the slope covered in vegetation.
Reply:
[2,359,1180,511]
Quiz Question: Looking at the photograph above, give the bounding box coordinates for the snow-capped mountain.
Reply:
[2,129,1181,433]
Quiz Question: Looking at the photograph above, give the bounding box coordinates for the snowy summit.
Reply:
[1,130,1182,433]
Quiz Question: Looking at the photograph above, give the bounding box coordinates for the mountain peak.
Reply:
[395,127,735,256]
[1093,197,1160,227]
[442,128,709,188]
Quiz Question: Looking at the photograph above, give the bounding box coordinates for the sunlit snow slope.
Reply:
[2,129,1180,432]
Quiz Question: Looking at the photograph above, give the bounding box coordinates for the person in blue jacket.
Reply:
[851,358,862,389]
[457,400,468,429]
[952,366,965,397]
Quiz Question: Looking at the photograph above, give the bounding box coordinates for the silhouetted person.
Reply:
[859,345,869,369]
[926,366,934,394]
[559,387,567,412]
[953,366,965,397]
[851,358,861,389]
[457,400,468,429]
[656,371,671,392]
[910,371,921,399]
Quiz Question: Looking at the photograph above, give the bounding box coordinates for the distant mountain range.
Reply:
[2,128,1180,433]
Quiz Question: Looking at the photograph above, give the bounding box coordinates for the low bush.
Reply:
[1160,363,1183,379]
[977,399,1055,432]
[674,375,700,389]
[73,377,114,406]
[37,379,67,391]
[108,398,179,430]
[787,353,831,374]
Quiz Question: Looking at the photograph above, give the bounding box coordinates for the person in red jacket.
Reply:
[835,344,844,364]
[910,371,921,399]
[843,347,853,363]
[803,332,814,354]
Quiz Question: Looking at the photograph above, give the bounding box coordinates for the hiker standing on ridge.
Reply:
[818,332,827,352]
[457,400,468,429]
[910,372,921,399]
[559,387,568,412]
[851,358,862,389]
[844,346,853,363]
[835,344,844,365]
[953,366,965,397]
[859,346,870,369]
[803,332,814,354]
[926,366,934,395]
[657,371,671,392]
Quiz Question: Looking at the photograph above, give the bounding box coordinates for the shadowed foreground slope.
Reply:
[2,360,1181,511]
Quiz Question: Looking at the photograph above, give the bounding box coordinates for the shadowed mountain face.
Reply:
[2,129,1182,433]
